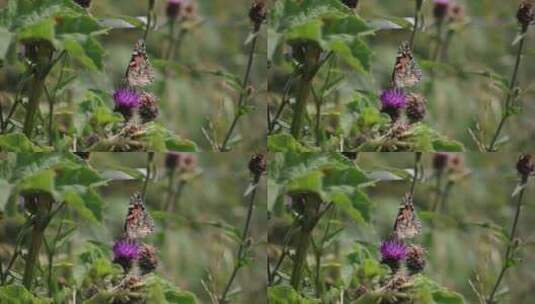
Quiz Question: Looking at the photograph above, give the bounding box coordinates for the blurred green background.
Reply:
[0,152,267,303]
[291,153,534,302]
[0,0,267,151]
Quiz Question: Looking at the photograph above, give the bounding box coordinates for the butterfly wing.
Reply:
[124,192,155,239]
[392,42,423,88]
[393,193,422,239]
[125,39,155,87]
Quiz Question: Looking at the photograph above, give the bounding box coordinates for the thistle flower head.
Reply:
[406,93,427,124]
[249,0,267,28]
[517,0,534,29]
[74,0,91,8]
[380,239,407,261]
[165,153,197,172]
[112,239,139,271]
[433,153,450,173]
[138,244,158,275]
[342,0,359,9]
[113,88,141,109]
[166,0,185,19]
[380,88,407,109]
[406,244,426,274]
[248,153,266,178]
[516,154,534,178]
[139,92,159,123]
[380,239,407,271]
[380,88,407,122]
[433,0,450,20]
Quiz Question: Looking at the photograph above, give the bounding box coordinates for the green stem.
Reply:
[141,152,155,199]
[487,175,529,303]
[220,24,261,152]
[409,152,422,197]
[23,75,46,137]
[219,174,261,303]
[487,26,528,151]
[290,74,314,140]
[409,0,423,50]
[143,0,156,41]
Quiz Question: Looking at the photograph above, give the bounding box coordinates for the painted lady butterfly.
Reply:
[124,192,155,239]
[391,42,423,88]
[125,39,155,87]
[393,193,422,239]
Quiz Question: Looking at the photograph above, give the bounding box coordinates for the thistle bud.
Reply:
[249,0,267,30]
[517,0,534,30]
[342,0,359,9]
[74,0,91,8]
[165,152,181,171]
[406,244,426,274]
[433,0,450,21]
[138,244,158,275]
[166,0,185,20]
[516,154,534,178]
[248,153,266,178]
[432,153,449,173]
[139,92,159,123]
[405,93,427,124]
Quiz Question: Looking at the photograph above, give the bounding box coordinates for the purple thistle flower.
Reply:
[380,239,407,271]
[380,88,406,121]
[113,88,141,109]
[380,88,407,109]
[112,239,139,272]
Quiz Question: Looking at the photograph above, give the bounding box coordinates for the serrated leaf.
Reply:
[0,134,47,152]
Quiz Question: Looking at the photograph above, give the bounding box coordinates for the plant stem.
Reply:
[22,75,46,137]
[290,74,314,140]
[487,175,529,303]
[487,26,528,151]
[22,195,53,290]
[220,24,261,152]
[409,152,422,197]
[409,0,423,50]
[141,152,155,199]
[219,174,261,303]
[290,225,313,291]
[143,0,156,41]
[268,75,295,133]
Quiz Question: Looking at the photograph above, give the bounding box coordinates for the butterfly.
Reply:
[124,192,155,239]
[391,42,423,88]
[125,39,155,87]
[393,193,422,239]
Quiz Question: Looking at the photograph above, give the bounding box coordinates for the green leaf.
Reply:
[0,284,51,304]
[142,123,198,152]
[55,165,106,187]
[286,170,324,194]
[268,134,313,152]
[60,187,99,223]
[0,134,47,152]
[17,18,55,42]
[268,286,320,304]
[56,15,105,35]
[61,34,104,71]
[17,169,56,195]
[285,19,323,42]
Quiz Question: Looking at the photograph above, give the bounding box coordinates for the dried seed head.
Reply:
[74,0,91,8]
[517,0,534,29]
[406,244,426,274]
[138,92,159,123]
[248,153,266,177]
[516,154,534,177]
[405,93,427,124]
[249,0,267,29]
[138,244,158,275]
[342,0,359,9]
[433,0,450,20]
